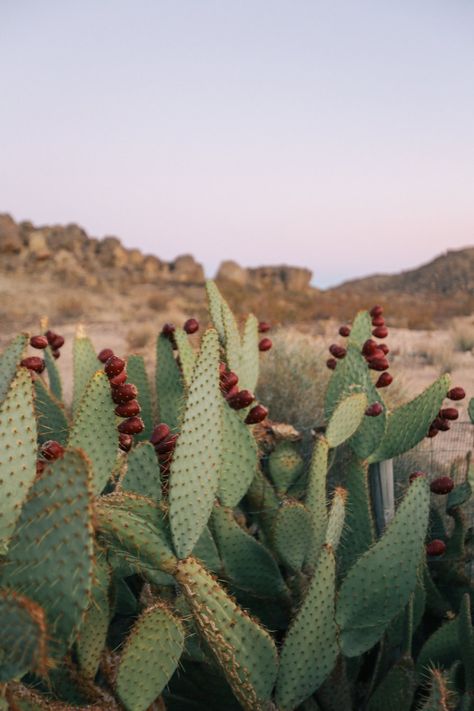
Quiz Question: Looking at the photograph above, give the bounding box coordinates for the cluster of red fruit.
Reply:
[36,439,65,478]
[426,387,465,438]
[218,362,268,424]
[161,317,200,349]
[409,471,456,557]
[150,423,178,479]
[97,349,145,452]
[257,321,272,352]
[20,330,66,373]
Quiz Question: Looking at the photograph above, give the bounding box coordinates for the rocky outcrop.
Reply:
[0,214,22,253]
[216,261,313,292]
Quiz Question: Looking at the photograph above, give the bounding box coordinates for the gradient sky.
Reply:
[1,1,473,287]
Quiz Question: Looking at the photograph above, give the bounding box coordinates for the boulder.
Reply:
[27,231,51,260]
[215,260,248,286]
[170,254,205,283]
[0,214,22,253]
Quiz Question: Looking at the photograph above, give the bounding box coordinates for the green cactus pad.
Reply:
[469,398,474,424]
[245,468,280,539]
[458,594,474,693]
[366,655,416,711]
[3,449,94,660]
[222,298,242,374]
[123,442,162,501]
[0,589,49,681]
[116,603,185,711]
[68,370,118,494]
[272,501,312,572]
[175,557,278,711]
[276,545,338,710]
[0,368,37,551]
[72,332,100,415]
[77,554,111,679]
[447,465,474,511]
[326,392,368,448]
[169,329,222,558]
[33,376,69,446]
[416,669,454,711]
[338,456,375,574]
[155,333,185,431]
[347,310,372,348]
[218,403,258,506]
[305,437,329,568]
[211,505,288,597]
[173,327,197,388]
[206,279,226,344]
[369,374,451,462]
[416,615,460,675]
[192,525,221,573]
[239,314,259,393]
[336,476,430,656]
[44,345,63,402]
[126,354,154,441]
[268,441,304,493]
[0,333,28,404]
[325,488,346,551]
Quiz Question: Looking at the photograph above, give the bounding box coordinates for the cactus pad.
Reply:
[123,442,162,501]
[0,589,49,681]
[268,441,304,493]
[173,327,197,388]
[44,345,63,402]
[218,403,258,506]
[77,554,111,679]
[305,437,329,568]
[126,354,154,440]
[0,333,28,404]
[155,334,185,431]
[239,314,259,392]
[33,376,69,446]
[72,331,100,414]
[326,392,368,448]
[272,500,312,572]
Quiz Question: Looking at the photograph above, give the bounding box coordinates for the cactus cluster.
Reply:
[0,282,473,710]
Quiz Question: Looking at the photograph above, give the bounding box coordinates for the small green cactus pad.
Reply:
[305,437,329,568]
[169,329,222,559]
[325,488,346,551]
[192,525,221,573]
[101,491,168,533]
[416,607,459,677]
[44,345,63,402]
[116,603,185,711]
[338,456,375,574]
[0,368,37,550]
[469,398,474,424]
[347,311,372,348]
[447,466,474,511]
[68,371,118,494]
[366,655,416,711]
[268,441,305,493]
[77,554,111,679]
[33,376,69,446]
[276,546,338,710]
[211,505,288,598]
[326,392,368,448]
[0,333,28,404]
[155,334,185,431]
[239,314,259,393]
[369,374,451,462]
[123,442,162,501]
[336,476,430,657]
[0,589,49,681]
[173,327,197,388]
[222,298,242,374]
[206,279,226,344]
[245,468,280,538]
[72,332,100,415]
[416,669,454,711]
[3,449,94,660]
[422,562,452,618]
[218,403,258,506]
[175,557,278,711]
[272,501,312,572]
[126,354,154,441]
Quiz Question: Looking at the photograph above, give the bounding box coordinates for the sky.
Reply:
[1,1,473,288]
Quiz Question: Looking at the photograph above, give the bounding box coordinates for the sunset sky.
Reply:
[1,1,473,287]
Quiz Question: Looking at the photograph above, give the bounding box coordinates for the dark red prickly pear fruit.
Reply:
[115,400,141,417]
[439,407,459,420]
[109,370,128,387]
[371,316,385,327]
[162,323,176,337]
[258,321,271,333]
[52,350,60,359]
[30,335,48,349]
[219,362,227,375]
[98,348,114,363]
[45,330,57,345]
[155,433,178,454]
[50,334,65,350]
[368,357,389,372]
[430,476,454,495]
[245,404,269,424]
[183,318,199,334]
[372,326,388,339]
[365,402,383,417]
[329,344,346,359]
[326,358,337,370]
[20,356,45,373]
[362,339,378,356]
[409,471,426,483]
[227,389,255,410]
[447,387,466,401]
[150,423,171,445]
[105,355,126,378]
[370,305,383,317]
[259,338,272,352]
[432,417,450,432]
[426,539,446,557]
[118,416,145,435]
[225,384,240,399]
[220,371,239,392]
[119,433,133,452]
[366,348,386,361]
[40,440,65,461]
[36,460,46,478]
[376,372,393,388]
[111,383,138,404]
[427,426,439,438]
[378,343,389,355]
[338,325,351,337]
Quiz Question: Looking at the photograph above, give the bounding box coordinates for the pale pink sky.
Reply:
[1,1,473,287]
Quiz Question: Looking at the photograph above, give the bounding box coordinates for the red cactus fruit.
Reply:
[45,330,57,345]
[447,387,466,401]
[245,404,269,424]
[183,318,199,334]
[155,434,178,454]
[109,370,128,387]
[20,356,45,373]
[36,460,46,478]
[430,476,454,495]
[111,383,138,404]
[105,355,126,378]
[150,423,171,445]
[426,539,446,557]
[259,338,272,352]
[432,417,450,432]
[326,358,337,370]
[427,426,439,438]
[258,321,271,333]
[338,325,351,337]
[98,348,114,363]
[52,350,60,359]
[40,440,65,461]
[119,433,133,452]
[329,344,346,359]
[409,471,426,483]
[220,371,239,392]
[365,402,383,417]
[366,348,386,361]
[227,389,255,410]
[162,323,176,337]
[372,326,388,339]
[376,372,393,388]
[370,305,384,317]
[368,357,389,372]
[439,407,459,421]
[219,362,227,375]
[118,416,145,435]
[115,400,141,417]
[225,384,240,399]
[362,339,378,356]
[371,316,385,327]
[50,335,65,350]
[30,335,48,349]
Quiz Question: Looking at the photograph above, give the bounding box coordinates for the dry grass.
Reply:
[452,322,474,353]
[126,325,155,351]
